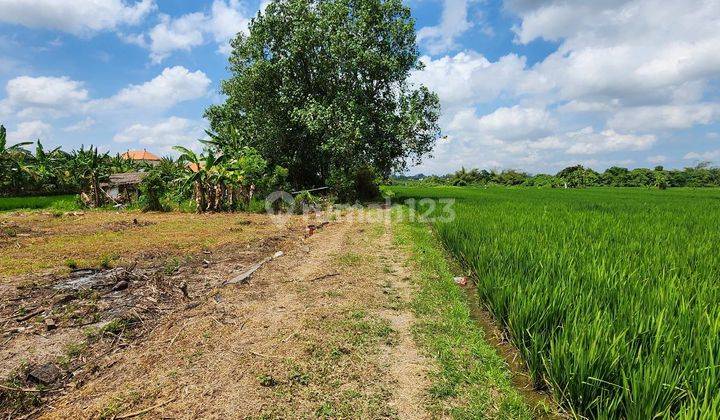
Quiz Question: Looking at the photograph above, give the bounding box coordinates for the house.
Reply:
[102,172,148,203]
[121,149,161,166]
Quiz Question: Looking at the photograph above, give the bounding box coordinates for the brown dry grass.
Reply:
[0,211,284,283]
[38,212,434,419]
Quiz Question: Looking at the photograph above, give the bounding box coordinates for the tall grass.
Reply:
[0,195,79,212]
[390,186,720,419]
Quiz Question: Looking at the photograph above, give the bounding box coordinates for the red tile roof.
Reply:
[121,149,161,161]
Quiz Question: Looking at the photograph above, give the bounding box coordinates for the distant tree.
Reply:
[524,174,559,188]
[174,147,213,212]
[496,169,529,186]
[205,0,441,200]
[654,171,669,190]
[557,165,598,188]
[627,168,654,187]
[601,166,630,186]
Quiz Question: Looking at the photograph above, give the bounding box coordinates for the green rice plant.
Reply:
[390,186,720,419]
[0,195,79,212]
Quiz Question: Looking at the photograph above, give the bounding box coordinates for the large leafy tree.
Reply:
[205,0,441,199]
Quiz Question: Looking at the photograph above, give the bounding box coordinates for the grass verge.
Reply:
[393,214,536,419]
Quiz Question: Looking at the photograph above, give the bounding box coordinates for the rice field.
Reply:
[390,186,720,419]
[0,195,79,212]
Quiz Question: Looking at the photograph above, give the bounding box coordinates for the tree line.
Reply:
[394,164,720,188]
[1,125,136,198]
[0,124,288,212]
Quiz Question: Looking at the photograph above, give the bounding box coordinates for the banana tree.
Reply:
[0,124,34,195]
[109,153,137,174]
[27,140,67,193]
[74,146,110,207]
[224,147,268,208]
[174,146,210,212]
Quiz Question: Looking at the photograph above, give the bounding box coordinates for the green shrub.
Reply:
[244,197,267,213]
[292,191,319,214]
[99,253,118,269]
[138,171,167,212]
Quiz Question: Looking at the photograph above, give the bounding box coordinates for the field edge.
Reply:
[393,211,553,418]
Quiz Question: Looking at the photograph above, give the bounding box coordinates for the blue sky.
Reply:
[1,0,719,175]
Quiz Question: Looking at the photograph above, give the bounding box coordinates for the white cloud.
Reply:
[449,106,556,141]
[647,155,667,164]
[63,117,96,132]
[683,150,720,161]
[406,0,720,173]
[411,52,546,111]
[126,0,250,62]
[102,66,211,110]
[113,116,205,152]
[417,0,472,55]
[2,67,210,121]
[510,0,720,106]
[208,0,251,54]
[0,0,154,35]
[608,103,720,131]
[565,128,656,155]
[1,75,88,118]
[558,100,617,113]
[131,13,206,63]
[7,120,51,143]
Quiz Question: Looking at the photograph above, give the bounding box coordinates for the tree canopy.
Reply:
[205,0,441,200]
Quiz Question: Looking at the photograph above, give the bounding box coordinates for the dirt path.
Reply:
[377,226,432,419]
[39,213,433,419]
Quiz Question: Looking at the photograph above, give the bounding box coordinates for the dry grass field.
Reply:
[0,210,288,281]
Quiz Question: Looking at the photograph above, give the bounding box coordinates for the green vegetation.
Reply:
[0,130,287,213]
[0,124,140,198]
[0,194,79,212]
[205,0,440,200]
[394,212,534,418]
[391,186,720,419]
[173,145,286,213]
[394,163,720,188]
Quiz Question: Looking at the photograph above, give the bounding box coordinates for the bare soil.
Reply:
[2,211,435,419]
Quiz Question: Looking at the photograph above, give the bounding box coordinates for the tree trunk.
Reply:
[214,184,222,211]
[194,181,206,213]
[206,184,215,212]
[233,187,242,211]
[92,174,101,208]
